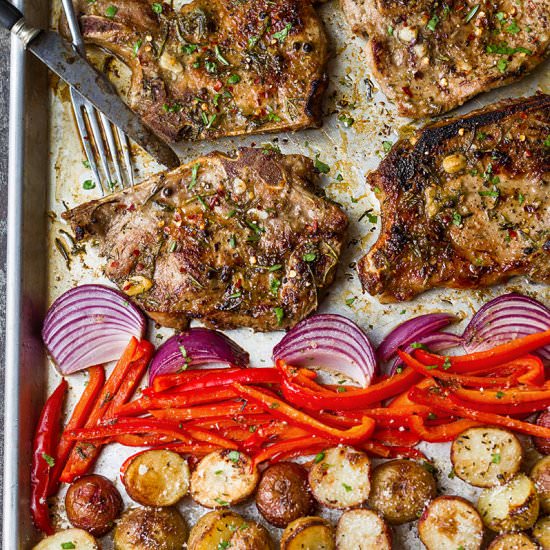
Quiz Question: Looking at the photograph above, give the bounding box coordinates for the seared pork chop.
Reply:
[72,0,328,142]
[63,148,348,331]
[359,94,550,302]
[341,0,550,118]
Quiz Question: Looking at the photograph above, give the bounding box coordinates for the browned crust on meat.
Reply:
[70,0,328,142]
[63,148,348,331]
[358,94,550,302]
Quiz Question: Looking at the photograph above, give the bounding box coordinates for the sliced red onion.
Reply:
[148,328,249,384]
[377,313,456,362]
[463,293,550,363]
[388,331,464,375]
[42,284,146,375]
[272,314,377,387]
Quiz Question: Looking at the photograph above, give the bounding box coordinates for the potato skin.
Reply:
[65,474,123,536]
[533,411,550,455]
[113,507,187,550]
[487,532,538,549]
[530,456,550,514]
[228,522,273,550]
[280,516,335,550]
[368,459,437,524]
[256,462,314,527]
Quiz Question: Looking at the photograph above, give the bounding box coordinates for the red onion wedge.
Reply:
[377,313,457,362]
[463,293,550,363]
[148,328,249,384]
[272,314,377,388]
[42,284,146,375]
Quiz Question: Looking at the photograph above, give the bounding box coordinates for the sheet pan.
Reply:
[4,0,550,547]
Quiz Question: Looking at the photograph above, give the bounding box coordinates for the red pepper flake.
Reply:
[402,86,413,98]
[136,263,145,271]
[132,249,140,256]
[508,230,518,239]
[214,80,223,92]
[110,261,120,269]
[128,204,136,212]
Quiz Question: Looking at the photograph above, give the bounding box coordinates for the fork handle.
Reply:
[0,0,24,31]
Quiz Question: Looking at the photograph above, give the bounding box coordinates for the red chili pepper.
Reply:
[31,380,68,534]
[277,360,420,411]
[116,387,238,416]
[232,382,376,444]
[398,351,525,389]
[149,401,264,421]
[409,415,480,442]
[414,330,550,372]
[48,366,105,496]
[409,386,550,439]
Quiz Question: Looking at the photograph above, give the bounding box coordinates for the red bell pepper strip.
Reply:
[186,413,274,430]
[185,426,238,449]
[414,330,550,372]
[252,436,329,467]
[372,428,421,446]
[445,392,550,416]
[409,386,550,439]
[31,379,68,535]
[158,442,222,455]
[360,441,426,460]
[409,415,480,442]
[112,433,176,447]
[398,351,525,389]
[277,360,421,411]
[232,382,376,444]
[116,387,238,417]
[149,401,264,421]
[60,338,152,483]
[450,386,550,406]
[47,366,105,496]
[151,367,244,393]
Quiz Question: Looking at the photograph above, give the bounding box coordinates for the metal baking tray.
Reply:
[4,0,549,546]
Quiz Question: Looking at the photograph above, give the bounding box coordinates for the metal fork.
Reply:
[61,0,134,195]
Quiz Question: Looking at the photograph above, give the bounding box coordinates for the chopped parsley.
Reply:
[382,140,393,153]
[274,307,284,325]
[464,4,480,23]
[227,74,241,84]
[442,356,452,370]
[411,342,428,350]
[82,179,95,190]
[338,114,355,128]
[303,252,317,262]
[217,542,230,550]
[151,2,162,14]
[182,43,197,54]
[105,5,117,18]
[270,277,281,296]
[268,264,283,272]
[426,14,439,31]
[492,452,501,464]
[61,544,76,550]
[214,45,230,65]
[497,59,508,73]
[133,38,142,57]
[228,450,240,463]
[314,155,330,174]
[189,163,200,189]
[42,453,55,467]
[505,20,520,34]
[314,452,325,463]
[452,211,462,226]
[486,43,532,55]
[496,391,505,399]
[229,235,236,249]
[214,498,229,506]
[342,483,353,492]
[345,297,357,307]
[273,23,292,43]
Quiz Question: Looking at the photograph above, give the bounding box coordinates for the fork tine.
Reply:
[100,112,124,189]
[71,90,105,195]
[117,126,134,187]
[86,106,113,191]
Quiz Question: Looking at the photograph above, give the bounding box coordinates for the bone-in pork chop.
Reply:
[359,94,550,302]
[73,0,328,142]
[341,0,550,118]
[63,148,349,330]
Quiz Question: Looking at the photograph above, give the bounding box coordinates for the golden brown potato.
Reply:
[281,516,335,550]
[487,532,538,549]
[531,455,550,514]
[418,496,483,550]
[451,427,523,488]
[188,511,271,550]
[113,507,187,550]
[308,446,371,509]
[33,529,99,550]
[335,509,391,550]
[65,474,123,536]
[190,450,259,508]
[122,450,190,506]
[477,474,539,533]
[256,462,314,527]
[368,459,437,524]
[533,516,550,549]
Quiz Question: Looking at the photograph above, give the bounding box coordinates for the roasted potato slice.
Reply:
[65,474,123,536]
[113,506,187,550]
[308,446,371,509]
[451,427,523,488]
[418,496,483,550]
[335,509,391,550]
[256,462,314,527]
[281,516,335,550]
[190,450,259,508]
[368,459,437,524]
[531,455,550,514]
[533,516,550,549]
[33,529,99,550]
[188,511,272,550]
[122,450,190,506]
[487,532,538,549]
[477,473,539,532]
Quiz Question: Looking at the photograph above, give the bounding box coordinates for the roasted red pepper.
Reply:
[149,401,264,421]
[409,415,480,442]
[232,382,376,444]
[450,386,550,407]
[31,379,68,534]
[414,330,550,372]
[151,367,243,393]
[277,360,420,411]
[362,441,426,460]
[409,386,550,439]
[252,436,328,467]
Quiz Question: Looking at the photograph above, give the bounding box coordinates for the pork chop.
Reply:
[72,0,328,142]
[63,148,349,330]
[341,0,550,118]
[358,94,550,302]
